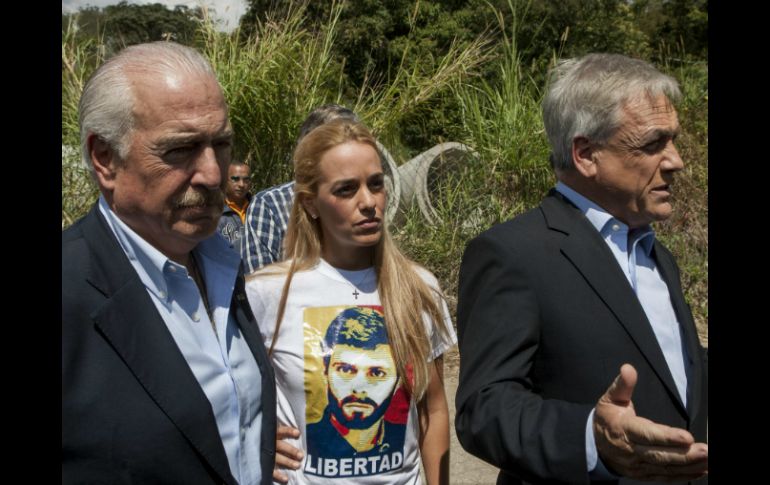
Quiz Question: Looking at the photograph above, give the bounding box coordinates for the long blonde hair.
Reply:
[265,119,449,399]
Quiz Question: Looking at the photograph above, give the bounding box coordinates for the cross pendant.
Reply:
[352,289,360,299]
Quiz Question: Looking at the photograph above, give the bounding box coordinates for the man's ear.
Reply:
[88,133,119,190]
[571,136,599,178]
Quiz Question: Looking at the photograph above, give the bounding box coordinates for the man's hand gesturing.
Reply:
[594,364,708,482]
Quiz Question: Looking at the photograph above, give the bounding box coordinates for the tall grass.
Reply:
[61,0,707,343]
[198,2,345,186]
[394,2,708,344]
[61,0,491,220]
[62,15,102,226]
[654,42,709,344]
[395,0,553,302]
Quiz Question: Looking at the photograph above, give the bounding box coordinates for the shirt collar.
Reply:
[195,229,242,278]
[555,182,655,256]
[97,197,241,300]
[98,196,177,299]
[225,197,249,212]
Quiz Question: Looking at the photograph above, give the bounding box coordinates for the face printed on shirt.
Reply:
[326,342,398,429]
[303,305,409,477]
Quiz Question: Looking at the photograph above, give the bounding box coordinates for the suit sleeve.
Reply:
[455,231,593,483]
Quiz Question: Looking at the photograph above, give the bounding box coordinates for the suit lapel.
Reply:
[231,275,274,392]
[542,192,687,416]
[81,207,237,485]
[231,273,276,477]
[653,241,703,420]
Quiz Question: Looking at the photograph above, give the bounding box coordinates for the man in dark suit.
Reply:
[455,53,708,484]
[62,42,276,484]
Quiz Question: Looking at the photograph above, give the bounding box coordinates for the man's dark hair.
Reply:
[322,307,388,356]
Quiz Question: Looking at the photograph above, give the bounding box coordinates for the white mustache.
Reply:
[174,189,224,209]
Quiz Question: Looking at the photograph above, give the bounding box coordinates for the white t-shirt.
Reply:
[246,258,457,484]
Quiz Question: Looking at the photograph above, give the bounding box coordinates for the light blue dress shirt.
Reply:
[554,183,690,478]
[99,197,263,484]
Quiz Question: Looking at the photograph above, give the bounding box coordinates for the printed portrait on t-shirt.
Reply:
[302,305,410,478]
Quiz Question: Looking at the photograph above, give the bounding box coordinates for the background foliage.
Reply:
[61,0,708,343]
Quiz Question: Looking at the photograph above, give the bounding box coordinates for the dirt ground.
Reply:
[442,347,500,484]
[418,346,500,484]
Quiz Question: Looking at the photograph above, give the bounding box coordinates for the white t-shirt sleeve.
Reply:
[415,266,458,361]
[244,270,280,346]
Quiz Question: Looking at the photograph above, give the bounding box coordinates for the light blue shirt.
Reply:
[99,197,263,484]
[554,183,689,478]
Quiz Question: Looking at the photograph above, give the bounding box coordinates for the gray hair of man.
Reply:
[542,53,682,173]
[78,41,221,174]
[281,104,361,168]
[297,104,359,141]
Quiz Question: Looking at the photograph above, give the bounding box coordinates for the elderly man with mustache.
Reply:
[62,42,276,485]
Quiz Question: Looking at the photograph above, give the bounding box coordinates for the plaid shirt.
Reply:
[241,181,294,273]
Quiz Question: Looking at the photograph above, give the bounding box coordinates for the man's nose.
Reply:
[192,147,223,189]
[662,141,684,172]
[351,389,368,398]
[350,373,369,391]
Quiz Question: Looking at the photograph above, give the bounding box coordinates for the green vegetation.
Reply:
[61,0,707,342]
[62,1,204,51]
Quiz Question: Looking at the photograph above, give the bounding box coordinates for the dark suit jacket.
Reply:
[455,190,707,485]
[62,205,277,484]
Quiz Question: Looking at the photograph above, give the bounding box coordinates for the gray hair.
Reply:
[542,53,681,172]
[298,104,359,141]
[78,41,220,173]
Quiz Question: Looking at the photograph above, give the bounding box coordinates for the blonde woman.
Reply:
[245,119,455,485]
